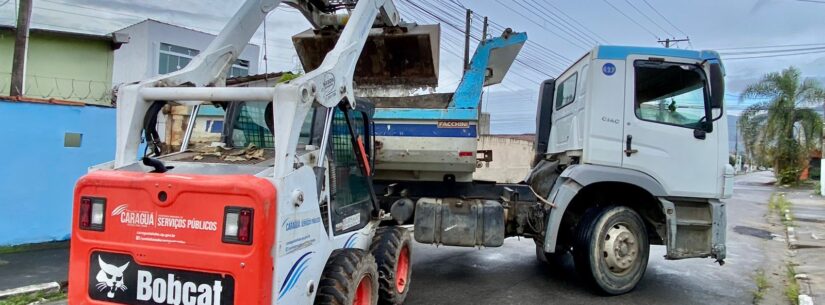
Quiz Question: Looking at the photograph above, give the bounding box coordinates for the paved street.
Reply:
[7,172,790,305]
[405,171,782,305]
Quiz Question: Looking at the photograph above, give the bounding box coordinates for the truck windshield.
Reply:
[633,61,707,129]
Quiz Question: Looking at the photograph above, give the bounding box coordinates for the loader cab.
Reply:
[535,46,728,199]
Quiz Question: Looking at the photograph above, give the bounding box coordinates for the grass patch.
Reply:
[0,241,68,255]
[769,193,794,227]
[0,291,65,305]
[785,263,800,305]
[752,269,770,304]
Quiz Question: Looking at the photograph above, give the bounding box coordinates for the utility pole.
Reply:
[481,16,488,45]
[463,9,471,74]
[10,0,33,97]
[658,37,690,48]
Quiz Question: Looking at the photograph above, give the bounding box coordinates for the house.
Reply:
[0,26,127,105]
[112,19,260,86]
[112,19,262,148]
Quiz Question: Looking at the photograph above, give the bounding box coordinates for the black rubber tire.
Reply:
[369,226,413,305]
[572,206,650,295]
[314,249,379,305]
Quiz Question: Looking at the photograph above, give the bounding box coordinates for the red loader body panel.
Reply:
[69,170,277,305]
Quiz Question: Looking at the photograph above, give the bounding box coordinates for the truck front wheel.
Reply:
[573,206,649,295]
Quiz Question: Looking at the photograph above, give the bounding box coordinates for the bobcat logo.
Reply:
[95,256,129,298]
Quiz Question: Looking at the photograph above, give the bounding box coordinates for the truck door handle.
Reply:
[625,135,638,157]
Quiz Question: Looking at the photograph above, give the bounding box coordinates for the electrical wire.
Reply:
[599,0,660,39]
[640,0,688,37]
[621,0,674,38]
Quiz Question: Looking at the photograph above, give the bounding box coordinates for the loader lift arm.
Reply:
[112,0,401,174]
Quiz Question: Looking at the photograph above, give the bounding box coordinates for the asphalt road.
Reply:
[404,172,779,305]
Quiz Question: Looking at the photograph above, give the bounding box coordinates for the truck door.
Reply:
[621,56,719,198]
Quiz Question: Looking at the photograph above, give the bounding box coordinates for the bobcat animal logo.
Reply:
[96,256,130,298]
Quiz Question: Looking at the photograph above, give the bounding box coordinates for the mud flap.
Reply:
[659,198,726,261]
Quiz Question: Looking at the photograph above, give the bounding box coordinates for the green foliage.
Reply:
[0,291,65,305]
[738,67,825,184]
[277,72,302,83]
[752,268,769,304]
[785,263,799,305]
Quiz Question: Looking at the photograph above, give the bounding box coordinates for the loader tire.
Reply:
[314,249,379,305]
[370,226,412,305]
[572,206,649,295]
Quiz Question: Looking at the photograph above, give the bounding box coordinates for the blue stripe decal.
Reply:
[596,45,720,61]
[279,252,313,297]
[374,108,478,120]
[374,123,477,138]
[344,233,358,248]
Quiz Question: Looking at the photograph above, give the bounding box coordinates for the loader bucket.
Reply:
[292,24,440,88]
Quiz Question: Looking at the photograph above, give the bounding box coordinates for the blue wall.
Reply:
[0,100,115,246]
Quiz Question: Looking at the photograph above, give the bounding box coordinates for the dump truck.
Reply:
[368,45,732,295]
[68,0,440,304]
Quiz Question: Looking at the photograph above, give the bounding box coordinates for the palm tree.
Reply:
[738,66,825,184]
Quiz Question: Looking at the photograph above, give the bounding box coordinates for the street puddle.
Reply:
[733,226,773,240]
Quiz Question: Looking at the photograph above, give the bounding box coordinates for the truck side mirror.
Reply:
[709,63,724,109]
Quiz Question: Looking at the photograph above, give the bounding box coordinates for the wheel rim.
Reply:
[602,223,639,276]
[395,245,410,293]
[353,274,372,305]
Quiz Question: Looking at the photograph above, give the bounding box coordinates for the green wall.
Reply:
[0,30,114,105]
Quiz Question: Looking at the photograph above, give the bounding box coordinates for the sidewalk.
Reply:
[786,190,825,304]
[0,243,69,291]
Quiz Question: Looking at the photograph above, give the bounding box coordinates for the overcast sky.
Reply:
[2,0,824,133]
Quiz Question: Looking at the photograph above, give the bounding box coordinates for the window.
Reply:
[330,107,373,235]
[158,43,250,77]
[159,43,199,74]
[204,120,224,133]
[230,102,316,148]
[555,73,578,109]
[229,60,250,78]
[633,61,708,129]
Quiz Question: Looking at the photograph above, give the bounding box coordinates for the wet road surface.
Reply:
[405,172,778,305]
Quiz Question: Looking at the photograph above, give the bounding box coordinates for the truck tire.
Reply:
[315,249,379,305]
[572,206,649,295]
[370,226,412,305]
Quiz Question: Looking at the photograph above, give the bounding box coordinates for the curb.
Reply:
[0,281,65,300]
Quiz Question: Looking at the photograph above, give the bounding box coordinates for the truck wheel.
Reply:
[315,249,379,305]
[370,227,412,305]
[572,206,649,295]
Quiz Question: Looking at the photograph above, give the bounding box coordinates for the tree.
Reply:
[738,67,825,184]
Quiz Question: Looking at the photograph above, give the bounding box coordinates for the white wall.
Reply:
[112,20,260,86]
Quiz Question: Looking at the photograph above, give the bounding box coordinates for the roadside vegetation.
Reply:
[752,268,769,304]
[785,263,800,305]
[0,291,65,305]
[738,66,825,185]
[769,193,794,227]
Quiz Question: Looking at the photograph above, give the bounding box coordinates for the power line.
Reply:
[720,46,825,56]
[494,0,591,50]
[599,0,659,39]
[640,0,688,37]
[724,49,825,60]
[512,0,600,46]
[537,0,610,44]
[714,42,825,51]
[621,0,674,37]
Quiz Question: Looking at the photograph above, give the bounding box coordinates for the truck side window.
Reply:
[329,107,372,235]
[633,61,707,129]
[555,72,578,109]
